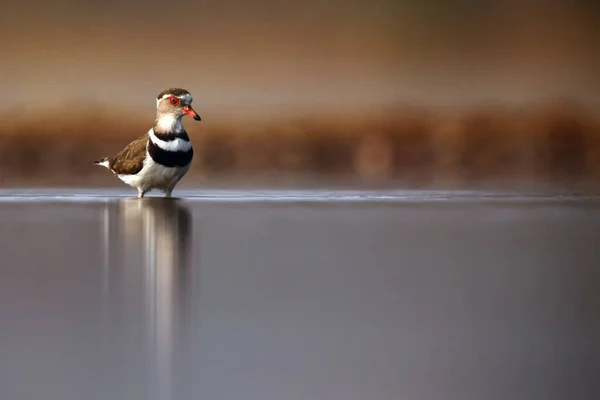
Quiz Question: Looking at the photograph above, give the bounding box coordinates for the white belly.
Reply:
[117,154,190,192]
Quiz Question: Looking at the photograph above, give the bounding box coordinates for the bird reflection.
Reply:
[102,198,193,400]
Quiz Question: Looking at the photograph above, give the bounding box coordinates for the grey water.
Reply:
[1,189,599,400]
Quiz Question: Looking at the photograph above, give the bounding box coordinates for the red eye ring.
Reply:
[169,96,179,105]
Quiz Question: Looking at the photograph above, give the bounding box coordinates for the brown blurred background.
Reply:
[1,0,599,187]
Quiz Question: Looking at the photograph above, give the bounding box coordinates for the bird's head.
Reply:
[155,88,201,133]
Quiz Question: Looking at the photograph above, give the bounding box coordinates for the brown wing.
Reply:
[110,134,148,175]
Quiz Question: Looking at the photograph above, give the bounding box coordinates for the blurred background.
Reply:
[2,3,600,399]
[1,0,599,188]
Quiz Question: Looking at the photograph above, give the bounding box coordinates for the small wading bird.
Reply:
[94,88,201,198]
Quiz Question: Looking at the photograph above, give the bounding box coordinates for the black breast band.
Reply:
[148,140,193,167]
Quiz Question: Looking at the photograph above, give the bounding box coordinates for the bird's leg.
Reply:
[164,188,173,198]
[137,189,146,199]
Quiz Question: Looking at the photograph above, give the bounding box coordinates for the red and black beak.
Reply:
[183,106,201,121]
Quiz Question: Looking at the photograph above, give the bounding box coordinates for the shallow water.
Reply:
[1,189,599,400]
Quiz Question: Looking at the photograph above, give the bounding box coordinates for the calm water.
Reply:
[1,189,600,400]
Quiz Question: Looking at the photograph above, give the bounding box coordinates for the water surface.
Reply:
[1,189,599,400]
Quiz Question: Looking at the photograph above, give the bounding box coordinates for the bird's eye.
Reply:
[169,96,179,105]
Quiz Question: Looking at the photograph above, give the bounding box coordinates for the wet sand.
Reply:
[1,189,599,400]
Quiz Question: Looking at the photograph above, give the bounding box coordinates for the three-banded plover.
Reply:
[95,88,201,198]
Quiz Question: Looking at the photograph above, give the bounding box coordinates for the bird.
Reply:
[94,88,201,198]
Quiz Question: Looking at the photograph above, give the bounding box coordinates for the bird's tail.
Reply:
[94,157,112,169]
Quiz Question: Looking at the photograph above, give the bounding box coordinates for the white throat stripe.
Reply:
[155,114,184,133]
[149,129,192,152]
